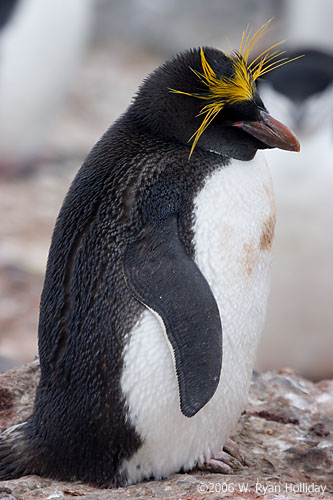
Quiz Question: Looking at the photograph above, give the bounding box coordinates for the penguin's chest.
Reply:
[120,153,275,484]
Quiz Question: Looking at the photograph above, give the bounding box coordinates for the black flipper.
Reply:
[123,214,222,417]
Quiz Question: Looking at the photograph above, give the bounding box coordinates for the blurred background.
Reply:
[0,0,332,378]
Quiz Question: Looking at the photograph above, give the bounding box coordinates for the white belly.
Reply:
[120,152,275,484]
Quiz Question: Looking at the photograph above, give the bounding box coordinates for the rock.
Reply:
[0,363,332,499]
[0,360,40,430]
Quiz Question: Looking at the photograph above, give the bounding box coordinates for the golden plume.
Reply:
[170,19,302,157]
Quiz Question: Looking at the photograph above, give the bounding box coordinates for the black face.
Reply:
[128,47,299,160]
[189,98,270,161]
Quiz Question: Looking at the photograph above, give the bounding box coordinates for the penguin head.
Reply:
[130,22,300,161]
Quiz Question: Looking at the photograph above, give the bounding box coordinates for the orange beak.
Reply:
[232,110,300,152]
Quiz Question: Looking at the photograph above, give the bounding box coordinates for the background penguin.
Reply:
[256,48,333,379]
[0,1,18,30]
[0,0,92,173]
[0,23,299,487]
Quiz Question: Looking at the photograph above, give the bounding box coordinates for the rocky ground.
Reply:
[0,363,332,499]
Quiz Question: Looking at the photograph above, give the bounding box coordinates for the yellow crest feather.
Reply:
[170,19,302,157]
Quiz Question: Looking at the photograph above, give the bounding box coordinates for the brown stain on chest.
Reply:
[261,185,276,251]
[242,183,276,275]
[260,215,276,251]
[243,241,257,276]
